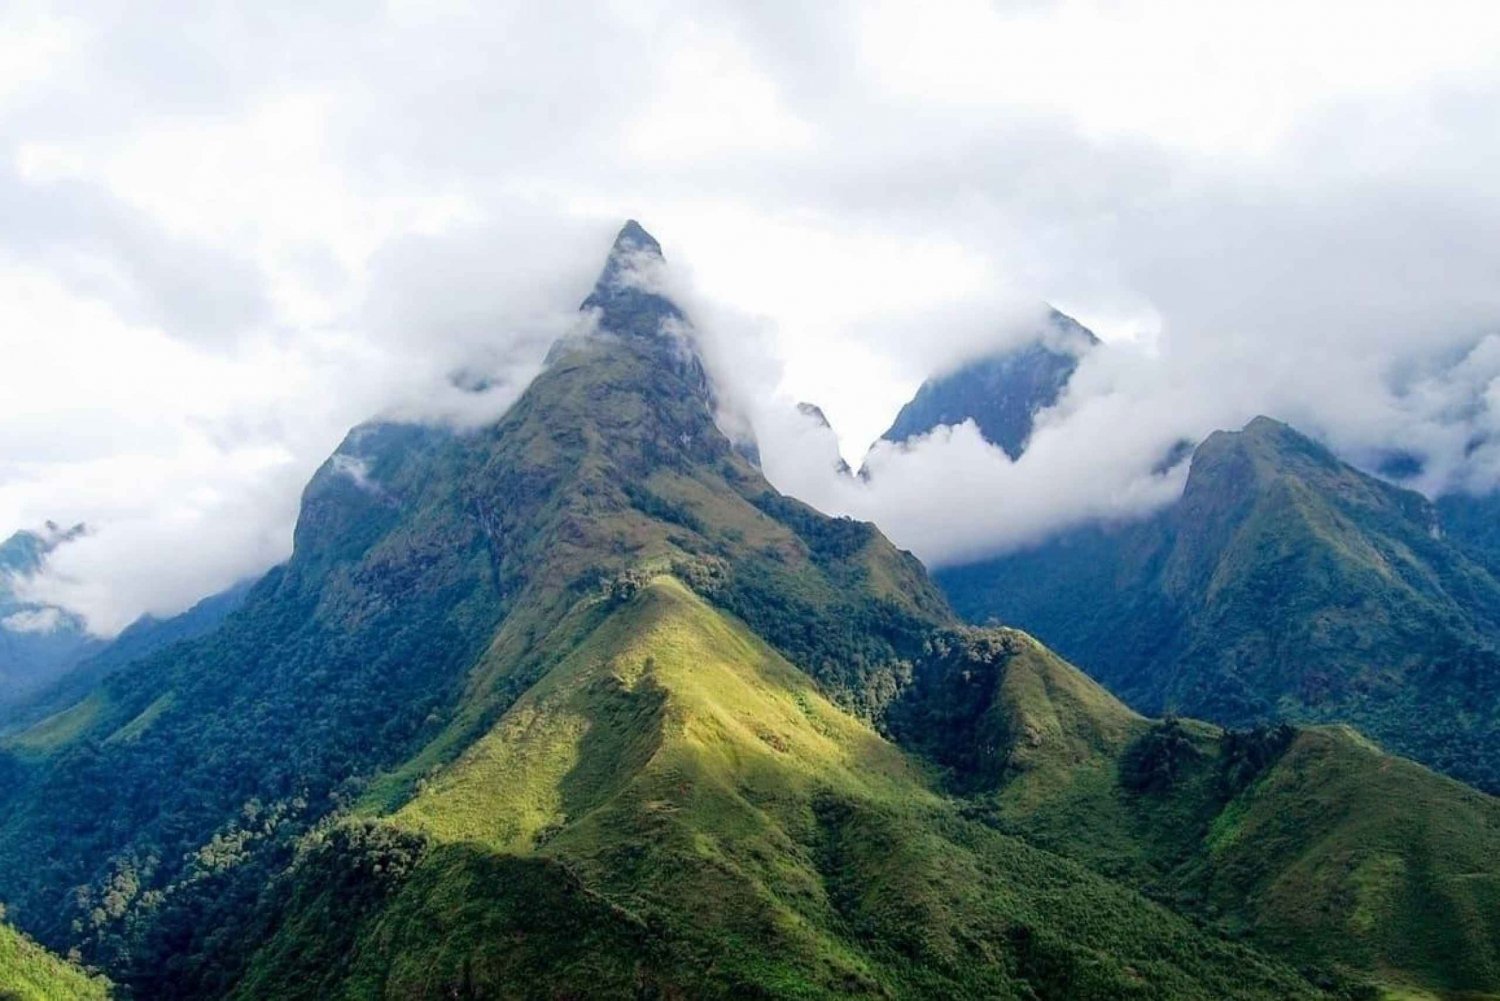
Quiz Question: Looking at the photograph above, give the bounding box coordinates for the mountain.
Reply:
[939,415,1500,793]
[0,579,252,737]
[233,579,1330,1001]
[968,651,1500,995]
[0,524,102,707]
[892,631,1500,995]
[0,918,108,1000]
[0,227,1495,999]
[1436,488,1500,579]
[876,309,1097,460]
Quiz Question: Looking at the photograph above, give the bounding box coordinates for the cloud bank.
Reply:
[4,1,1500,629]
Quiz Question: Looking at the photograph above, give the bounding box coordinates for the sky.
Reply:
[3,0,1500,633]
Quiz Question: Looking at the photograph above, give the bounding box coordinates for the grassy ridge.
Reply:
[236,578,1321,999]
[1202,727,1499,991]
[950,638,1500,996]
[0,921,108,1000]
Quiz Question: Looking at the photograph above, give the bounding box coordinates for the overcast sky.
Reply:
[4,0,1500,633]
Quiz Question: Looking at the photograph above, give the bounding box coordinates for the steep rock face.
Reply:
[797,402,853,475]
[876,309,1097,461]
[939,415,1500,792]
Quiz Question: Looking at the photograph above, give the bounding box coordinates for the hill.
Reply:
[233,578,1317,1000]
[935,634,1500,997]
[939,415,1500,794]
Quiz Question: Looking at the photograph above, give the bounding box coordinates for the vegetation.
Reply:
[0,918,108,1000]
[0,226,1494,1000]
[950,650,1500,997]
[940,415,1500,793]
[236,579,1321,999]
[0,228,958,995]
[0,580,250,737]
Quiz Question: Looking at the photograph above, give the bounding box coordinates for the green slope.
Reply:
[928,635,1500,997]
[0,222,947,996]
[939,415,1500,793]
[0,579,250,737]
[233,578,1317,1000]
[0,921,107,1000]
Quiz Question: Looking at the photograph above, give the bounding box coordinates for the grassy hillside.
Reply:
[234,578,1319,1000]
[940,416,1500,793]
[936,636,1500,997]
[0,921,108,1000]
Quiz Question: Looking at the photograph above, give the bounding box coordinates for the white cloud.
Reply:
[4,0,1500,628]
[1,607,65,634]
[858,0,1500,157]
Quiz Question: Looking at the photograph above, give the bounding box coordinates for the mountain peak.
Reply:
[796,401,834,429]
[578,220,684,344]
[1241,414,1293,438]
[1184,417,1346,508]
[612,219,661,258]
[1195,415,1334,469]
[0,521,87,577]
[589,219,665,300]
[875,309,1098,462]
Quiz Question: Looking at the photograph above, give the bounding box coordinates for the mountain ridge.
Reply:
[939,414,1500,794]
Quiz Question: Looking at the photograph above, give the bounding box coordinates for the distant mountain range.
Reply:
[0,578,251,737]
[0,224,1496,999]
[0,523,101,707]
[0,523,251,718]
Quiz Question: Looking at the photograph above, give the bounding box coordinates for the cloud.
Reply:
[2,607,65,635]
[0,162,273,344]
[740,337,1194,566]
[5,1,1500,627]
